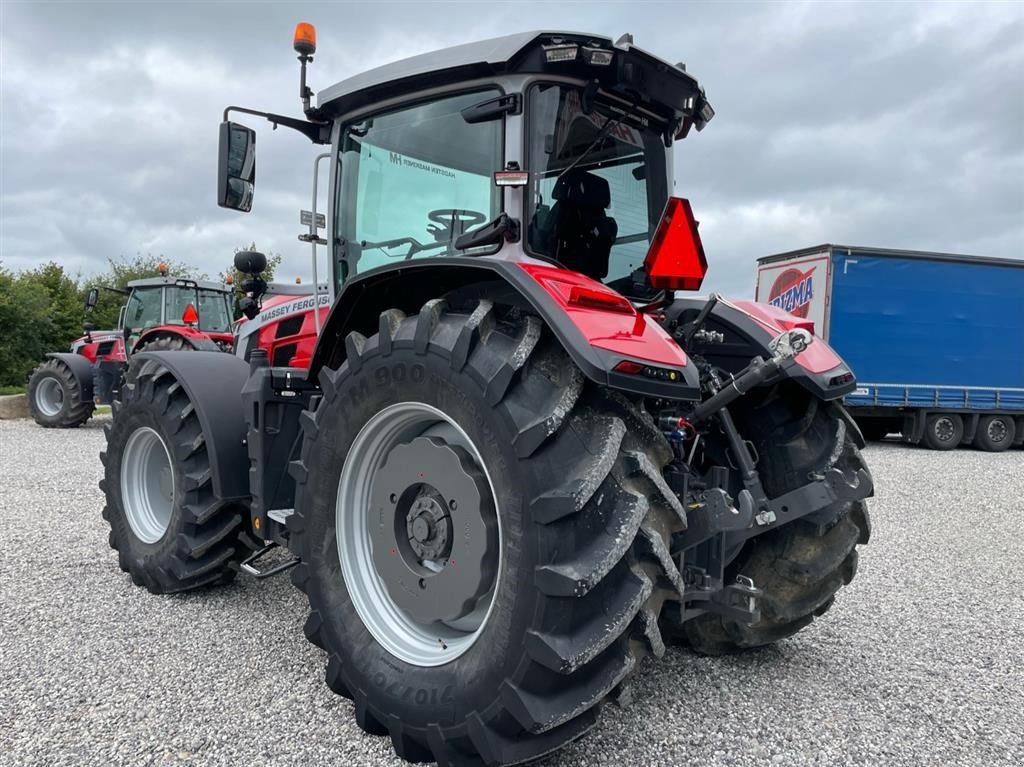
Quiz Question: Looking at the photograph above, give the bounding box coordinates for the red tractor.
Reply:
[27,271,234,427]
[101,27,873,766]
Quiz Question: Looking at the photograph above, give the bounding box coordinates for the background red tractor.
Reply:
[27,271,234,427]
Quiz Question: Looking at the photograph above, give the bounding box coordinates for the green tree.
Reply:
[23,262,84,353]
[0,265,54,386]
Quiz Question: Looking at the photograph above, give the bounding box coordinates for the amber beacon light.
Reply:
[294,22,317,56]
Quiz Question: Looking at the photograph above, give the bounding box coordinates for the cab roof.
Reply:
[316,30,708,129]
[127,276,230,292]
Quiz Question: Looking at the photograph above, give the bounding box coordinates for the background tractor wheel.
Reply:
[973,414,1016,453]
[137,336,192,352]
[27,358,95,428]
[922,412,963,450]
[99,366,250,593]
[678,388,872,654]
[290,300,686,766]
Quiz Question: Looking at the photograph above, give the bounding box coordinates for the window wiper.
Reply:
[553,112,623,183]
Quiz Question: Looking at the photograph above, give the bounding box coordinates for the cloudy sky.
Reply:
[1,0,1021,296]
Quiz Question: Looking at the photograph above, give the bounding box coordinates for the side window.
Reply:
[125,288,163,331]
[338,90,503,277]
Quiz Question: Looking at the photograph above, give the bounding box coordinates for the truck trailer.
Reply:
[756,244,1024,451]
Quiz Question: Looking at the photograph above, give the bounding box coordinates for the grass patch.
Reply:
[0,385,26,396]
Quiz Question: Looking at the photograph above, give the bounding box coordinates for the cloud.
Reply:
[1,0,1021,299]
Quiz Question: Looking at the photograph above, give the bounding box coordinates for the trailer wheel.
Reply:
[922,413,963,450]
[27,358,95,428]
[679,390,871,654]
[99,366,250,593]
[290,300,684,766]
[973,414,1016,453]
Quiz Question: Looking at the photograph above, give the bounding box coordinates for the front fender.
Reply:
[311,258,701,400]
[46,352,95,401]
[130,351,251,501]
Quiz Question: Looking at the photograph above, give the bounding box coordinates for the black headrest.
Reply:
[552,170,611,209]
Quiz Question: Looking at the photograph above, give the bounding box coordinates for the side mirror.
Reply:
[85,287,99,311]
[218,121,256,211]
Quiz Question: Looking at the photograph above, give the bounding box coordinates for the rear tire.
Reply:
[922,413,963,450]
[290,300,685,766]
[973,414,1015,452]
[99,365,250,593]
[680,390,872,654]
[27,358,95,428]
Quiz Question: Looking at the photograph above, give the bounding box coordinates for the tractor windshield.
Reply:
[526,83,669,297]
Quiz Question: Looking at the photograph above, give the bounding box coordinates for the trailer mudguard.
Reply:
[46,352,95,402]
[662,296,857,401]
[130,351,252,501]
[310,258,701,400]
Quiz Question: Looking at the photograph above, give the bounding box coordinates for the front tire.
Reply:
[27,358,95,428]
[99,366,250,593]
[290,300,685,766]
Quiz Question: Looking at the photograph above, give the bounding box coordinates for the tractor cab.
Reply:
[217,30,715,322]
[119,275,234,352]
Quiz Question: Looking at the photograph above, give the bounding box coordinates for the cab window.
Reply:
[124,288,163,331]
[337,89,503,281]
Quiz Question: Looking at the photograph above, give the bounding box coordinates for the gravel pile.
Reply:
[1,416,1021,766]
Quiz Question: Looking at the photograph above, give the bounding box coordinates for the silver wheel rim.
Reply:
[337,402,502,667]
[35,377,64,417]
[987,419,1008,444]
[120,427,175,544]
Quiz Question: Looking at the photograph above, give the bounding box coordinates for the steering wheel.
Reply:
[426,209,487,243]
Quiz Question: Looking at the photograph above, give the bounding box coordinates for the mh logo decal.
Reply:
[768,266,815,318]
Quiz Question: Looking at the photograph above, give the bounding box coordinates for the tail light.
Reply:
[644,197,708,291]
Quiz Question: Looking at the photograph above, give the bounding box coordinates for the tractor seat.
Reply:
[531,169,618,281]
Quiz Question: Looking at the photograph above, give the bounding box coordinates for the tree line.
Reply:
[0,249,281,387]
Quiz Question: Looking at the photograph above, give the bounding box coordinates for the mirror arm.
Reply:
[223,106,331,144]
[454,214,520,251]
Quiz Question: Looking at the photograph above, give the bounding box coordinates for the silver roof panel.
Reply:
[318,31,600,110]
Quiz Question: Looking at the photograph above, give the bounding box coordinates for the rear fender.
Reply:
[130,351,251,502]
[46,352,95,401]
[310,258,701,400]
[663,296,857,401]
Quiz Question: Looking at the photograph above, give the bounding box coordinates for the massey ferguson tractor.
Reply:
[101,27,873,766]
[27,270,234,427]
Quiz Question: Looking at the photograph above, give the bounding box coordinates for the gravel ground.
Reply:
[1,415,1022,767]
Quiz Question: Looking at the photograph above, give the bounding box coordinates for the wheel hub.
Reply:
[405,493,451,561]
[987,419,1008,443]
[370,436,497,624]
[935,417,955,441]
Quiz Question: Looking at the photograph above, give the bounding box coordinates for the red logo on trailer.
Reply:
[768,267,815,318]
